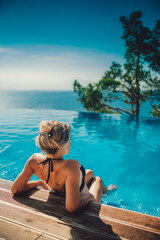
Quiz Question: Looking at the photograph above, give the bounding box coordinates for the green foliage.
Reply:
[95,108,117,114]
[145,20,160,73]
[151,104,160,117]
[73,11,160,116]
[73,80,103,111]
[120,11,160,115]
[152,111,160,117]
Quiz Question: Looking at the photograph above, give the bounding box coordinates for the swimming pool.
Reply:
[0,108,160,217]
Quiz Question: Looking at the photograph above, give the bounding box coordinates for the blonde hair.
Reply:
[36,120,71,154]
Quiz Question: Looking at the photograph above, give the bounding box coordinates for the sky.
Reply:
[0,0,160,90]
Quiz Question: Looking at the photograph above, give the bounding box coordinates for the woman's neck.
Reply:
[46,152,64,160]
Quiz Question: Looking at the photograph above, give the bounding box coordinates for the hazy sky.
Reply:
[0,0,160,90]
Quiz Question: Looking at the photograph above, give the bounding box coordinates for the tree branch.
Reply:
[103,103,133,115]
[155,107,160,112]
[121,84,137,100]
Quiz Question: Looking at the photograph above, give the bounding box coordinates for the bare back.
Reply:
[11,152,98,213]
[30,153,85,194]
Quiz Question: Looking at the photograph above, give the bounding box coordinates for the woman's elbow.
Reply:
[11,184,18,195]
[11,187,16,195]
[66,206,78,214]
[66,202,81,214]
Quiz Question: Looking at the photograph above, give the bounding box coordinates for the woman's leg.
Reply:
[85,169,108,194]
[85,170,118,203]
[85,169,94,188]
[88,176,103,203]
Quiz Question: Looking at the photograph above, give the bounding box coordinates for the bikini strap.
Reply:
[38,158,62,183]
[80,165,86,192]
[38,158,54,183]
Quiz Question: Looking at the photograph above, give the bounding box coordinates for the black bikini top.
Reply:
[38,158,86,192]
[79,165,86,192]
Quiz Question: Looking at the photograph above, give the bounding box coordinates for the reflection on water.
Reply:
[0,109,160,216]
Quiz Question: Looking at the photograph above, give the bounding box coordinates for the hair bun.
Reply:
[36,120,71,155]
[40,121,52,134]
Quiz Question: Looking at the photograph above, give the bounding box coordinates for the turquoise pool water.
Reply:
[0,108,160,217]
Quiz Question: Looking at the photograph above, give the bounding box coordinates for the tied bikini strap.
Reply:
[38,158,62,183]
[38,158,53,183]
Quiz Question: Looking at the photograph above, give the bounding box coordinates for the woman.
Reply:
[11,120,117,213]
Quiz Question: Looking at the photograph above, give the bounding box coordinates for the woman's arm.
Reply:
[65,161,95,213]
[11,155,49,195]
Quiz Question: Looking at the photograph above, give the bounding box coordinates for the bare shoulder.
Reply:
[65,159,81,173]
[27,153,45,167]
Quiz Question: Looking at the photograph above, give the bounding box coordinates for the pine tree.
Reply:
[73,11,160,116]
